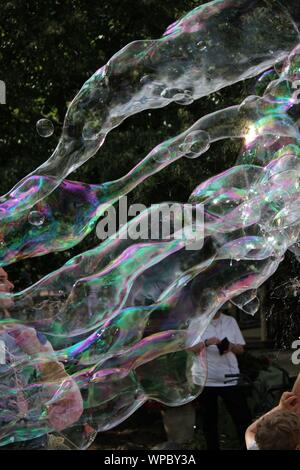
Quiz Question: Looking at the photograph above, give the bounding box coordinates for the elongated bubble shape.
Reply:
[1,88,300,266]
[2,1,300,451]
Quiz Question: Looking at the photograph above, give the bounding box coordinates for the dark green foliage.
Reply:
[1,1,298,347]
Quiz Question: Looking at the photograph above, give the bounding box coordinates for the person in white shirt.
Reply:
[192,305,252,450]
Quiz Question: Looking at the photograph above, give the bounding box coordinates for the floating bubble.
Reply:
[179,131,210,159]
[36,119,54,138]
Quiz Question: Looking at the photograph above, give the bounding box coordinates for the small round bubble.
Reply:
[28,211,45,227]
[36,119,54,138]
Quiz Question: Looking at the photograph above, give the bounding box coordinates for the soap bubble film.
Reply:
[1,0,300,449]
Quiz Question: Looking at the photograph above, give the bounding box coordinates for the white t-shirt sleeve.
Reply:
[231,317,246,345]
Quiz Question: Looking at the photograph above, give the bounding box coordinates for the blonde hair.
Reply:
[256,409,300,450]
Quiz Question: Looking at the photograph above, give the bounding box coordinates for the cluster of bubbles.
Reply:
[36,119,54,138]
[1,0,300,449]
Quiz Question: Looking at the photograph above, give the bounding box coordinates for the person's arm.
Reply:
[229,343,244,354]
[245,392,299,449]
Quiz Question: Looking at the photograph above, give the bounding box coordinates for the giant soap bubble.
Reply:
[1,0,300,450]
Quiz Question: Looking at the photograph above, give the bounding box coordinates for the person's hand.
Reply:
[205,337,220,346]
[0,284,12,314]
[279,391,300,413]
[46,378,83,431]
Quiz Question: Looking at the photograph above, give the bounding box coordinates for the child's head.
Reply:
[256,409,300,450]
